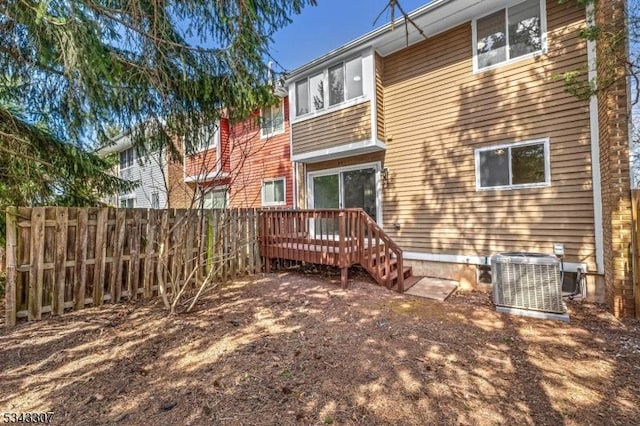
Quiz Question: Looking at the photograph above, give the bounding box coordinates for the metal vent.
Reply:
[491,252,564,314]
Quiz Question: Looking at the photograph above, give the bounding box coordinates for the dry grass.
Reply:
[1,272,639,425]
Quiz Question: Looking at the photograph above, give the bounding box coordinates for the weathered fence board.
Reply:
[4,207,260,325]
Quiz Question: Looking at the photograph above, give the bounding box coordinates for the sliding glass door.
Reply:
[309,164,379,231]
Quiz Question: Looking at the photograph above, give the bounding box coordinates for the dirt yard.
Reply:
[1,272,639,425]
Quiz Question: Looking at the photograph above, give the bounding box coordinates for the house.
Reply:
[283,0,633,315]
[98,128,193,209]
[183,98,294,209]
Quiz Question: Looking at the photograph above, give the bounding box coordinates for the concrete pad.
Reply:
[496,305,570,322]
[405,277,458,301]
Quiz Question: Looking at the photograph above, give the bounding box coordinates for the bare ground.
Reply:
[1,272,639,425]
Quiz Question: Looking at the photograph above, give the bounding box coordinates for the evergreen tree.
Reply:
[0,0,315,212]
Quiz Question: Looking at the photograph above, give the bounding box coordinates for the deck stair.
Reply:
[259,209,419,293]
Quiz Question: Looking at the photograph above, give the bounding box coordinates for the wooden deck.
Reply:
[259,209,412,291]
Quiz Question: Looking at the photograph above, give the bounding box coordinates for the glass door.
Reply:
[312,174,339,237]
[342,168,377,222]
[308,165,379,238]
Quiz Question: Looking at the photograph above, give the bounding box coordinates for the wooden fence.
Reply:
[4,207,260,326]
[630,190,640,318]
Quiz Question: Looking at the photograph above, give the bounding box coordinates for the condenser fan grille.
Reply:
[492,252,564,314]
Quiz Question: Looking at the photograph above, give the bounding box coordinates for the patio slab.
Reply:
[405,277,458,301]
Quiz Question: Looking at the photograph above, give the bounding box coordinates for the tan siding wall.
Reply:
[375,53,385,141]
[381,0,596,269]
[291,102,372,155]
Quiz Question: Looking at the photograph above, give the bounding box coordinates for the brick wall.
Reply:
[167,138,195,209]
[595,0,635,317]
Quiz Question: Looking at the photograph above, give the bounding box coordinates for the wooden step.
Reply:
[390,266,412,283]
[393,275,421,292]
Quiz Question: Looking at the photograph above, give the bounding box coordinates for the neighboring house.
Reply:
[228,97,294,208]
[98,129,193,209]
[283,0,633,314]
[183,98,294,209]
[183,120,231,209]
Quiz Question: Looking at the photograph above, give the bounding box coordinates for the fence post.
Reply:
[29,207,45,320]
[5,207,18,327]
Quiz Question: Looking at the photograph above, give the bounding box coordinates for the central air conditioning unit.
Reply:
[491,252,564,314]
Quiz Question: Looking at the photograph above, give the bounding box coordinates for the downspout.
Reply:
[587,2,605,274]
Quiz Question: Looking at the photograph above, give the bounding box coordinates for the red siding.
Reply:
[228,98,293,208]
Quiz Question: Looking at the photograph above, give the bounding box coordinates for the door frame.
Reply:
[306,161,383,225]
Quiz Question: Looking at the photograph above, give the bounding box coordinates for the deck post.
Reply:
[339,211,348,288]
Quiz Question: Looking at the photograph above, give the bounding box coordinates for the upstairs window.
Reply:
[260,102,284,138]
[194,125,217,153]
[475,0,543,70]
[475,139,550,190]
[119,147,135,170]
[295,57,363,116]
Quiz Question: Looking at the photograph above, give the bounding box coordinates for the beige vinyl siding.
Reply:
[291,102,372,156]
[381,0,596,269]
[375,53,385,141]
[306,151,385,173]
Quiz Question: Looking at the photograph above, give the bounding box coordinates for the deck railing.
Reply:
[259,209,404,291]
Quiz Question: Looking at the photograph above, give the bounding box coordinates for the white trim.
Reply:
[260,102,285,139]
[586,2,605,274]
[472,0,547,73]
[184,171,230,183]
[474,138,551,191]
[306,161,382,225]
[402,251,589,273]
[261,177,287,206]
[292,138,386,163]
[292,54,371,124]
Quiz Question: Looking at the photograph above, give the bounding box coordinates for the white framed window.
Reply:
[202,188,228,209]
[295,57,363,117]
[475,138,550,190]
[194,125,218,153]
[473,0,546,71]
[119,147,135,170]
[262,178,286,206]
[260,103,285,138]
[151,192,160,209]
[119,197,135,208]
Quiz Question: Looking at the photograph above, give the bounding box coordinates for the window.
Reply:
[475,0,543,70]
[295,57,363,116]
[194,125,217,153]
[151,192,160,209]
[203,188,227,209]
[475,139,549,190]
[119,147,135,170]
[119,198,135,208]
[262,178,286,206]
[260,103,284,138]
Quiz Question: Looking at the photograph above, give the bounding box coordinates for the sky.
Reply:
[269,0,431,72]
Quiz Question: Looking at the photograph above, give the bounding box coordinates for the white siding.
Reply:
[119,151,169,208]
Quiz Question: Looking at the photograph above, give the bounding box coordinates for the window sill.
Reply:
[260,128,286,140]
[476,182,550,192]
[473,49,546,74]
[262,201,287,207]
[291,96,370,125]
